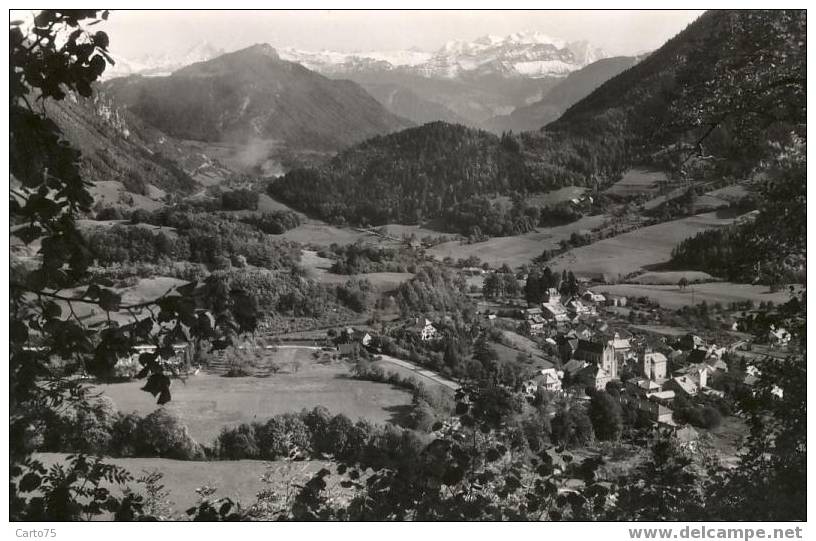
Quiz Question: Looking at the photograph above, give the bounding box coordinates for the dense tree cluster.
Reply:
[443,195,537,238]
[220,188,259,211]
[670,139,805,289]
[326,242,423,274]
[269,122,615,227]
[394,266,472,316]
[552,11,805,178]
[211,268,367,317]
[239,210,301,234]
[88,210,302,269]
[524,267,578,304]
[483,269,520,300]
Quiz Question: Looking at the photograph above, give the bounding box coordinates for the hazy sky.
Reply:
[78,10,705,58]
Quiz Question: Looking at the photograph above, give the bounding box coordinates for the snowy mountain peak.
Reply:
[104,32,606,82]
[424,31,607,78]
[504,31,565,48]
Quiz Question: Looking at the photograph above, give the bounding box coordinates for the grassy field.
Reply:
[428,214,607,268]
[89,180,165,211]
[627,271,716,285]
[377,223,454,240]
[547,212,740,280]
[35,452,332,513]
[96,348,413,443]
[707,184,750,202]
[527,186,587,207]
[76,219,179,238]
[58,276,188,325]
[300,250,413,291]
[605,168,670,197]
[595,282,792,309]
[279,223,372,246]
[630,324,692,337]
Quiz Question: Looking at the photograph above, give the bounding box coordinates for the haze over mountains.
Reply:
[103,44,411,152]
[484,56,642,133]
[106,32,609,126]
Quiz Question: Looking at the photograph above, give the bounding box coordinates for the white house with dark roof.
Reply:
[541,301,569,323]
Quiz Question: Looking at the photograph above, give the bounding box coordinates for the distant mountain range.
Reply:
[106,32,608,126]
[103,44,411,152]
[105,40,227,78]
[278,31,606,79]
[483,56,642,133]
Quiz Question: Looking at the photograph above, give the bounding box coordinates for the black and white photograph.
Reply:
[7,5,807,528]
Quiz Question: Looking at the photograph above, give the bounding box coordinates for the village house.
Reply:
[582,290,606,303]
[768,325,791,346]
[664,374,701,397]
[626,377,662,397]
[562,358,588,379]
[523,367,564,395]
[527,314,547,335]
[541,300,569,323]
[678,333,706,351]
[462,266,485,276]
[576,363,612,391]
[565,297,596,317]
[640,350,668,382]
[639,399,674,425]
[412,318,439,342]
[646,389,676,404]
[538,367,564,391]
[675,362,713,388]
[606,295,627,307]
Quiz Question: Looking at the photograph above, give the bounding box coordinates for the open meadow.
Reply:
[546,211,740,280]
[95,348,413,443]
[428,214,607,267]
[595,282,793,309]
[604,168,670,197]
[35,453,333,513]
[300,249,413,291]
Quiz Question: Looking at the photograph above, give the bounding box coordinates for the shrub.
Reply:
[137,408,200,460]
[699,406,722,429]
[303,406,333,453]
[255,415,310,459]
[325,414,355,458]
[221,189,259,211]
[216,423,260,460]
[52,397,118,455]
[110,412,142,457]
[96,206,123,221]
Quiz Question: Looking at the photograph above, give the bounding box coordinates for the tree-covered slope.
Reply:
[268,122,610,225]
[270,10,805,227]
[483,56,640,133]
[548,10,805,174]
[104,44,412,152]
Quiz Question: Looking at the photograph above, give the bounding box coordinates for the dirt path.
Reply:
[275,345,460,391]
[375,354,460,391]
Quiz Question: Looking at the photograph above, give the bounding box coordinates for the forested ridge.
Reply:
[269,122,623,227]
[271,11,804,229]
[551,10,805,174]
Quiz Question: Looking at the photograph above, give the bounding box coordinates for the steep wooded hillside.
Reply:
[104,44,412,151]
